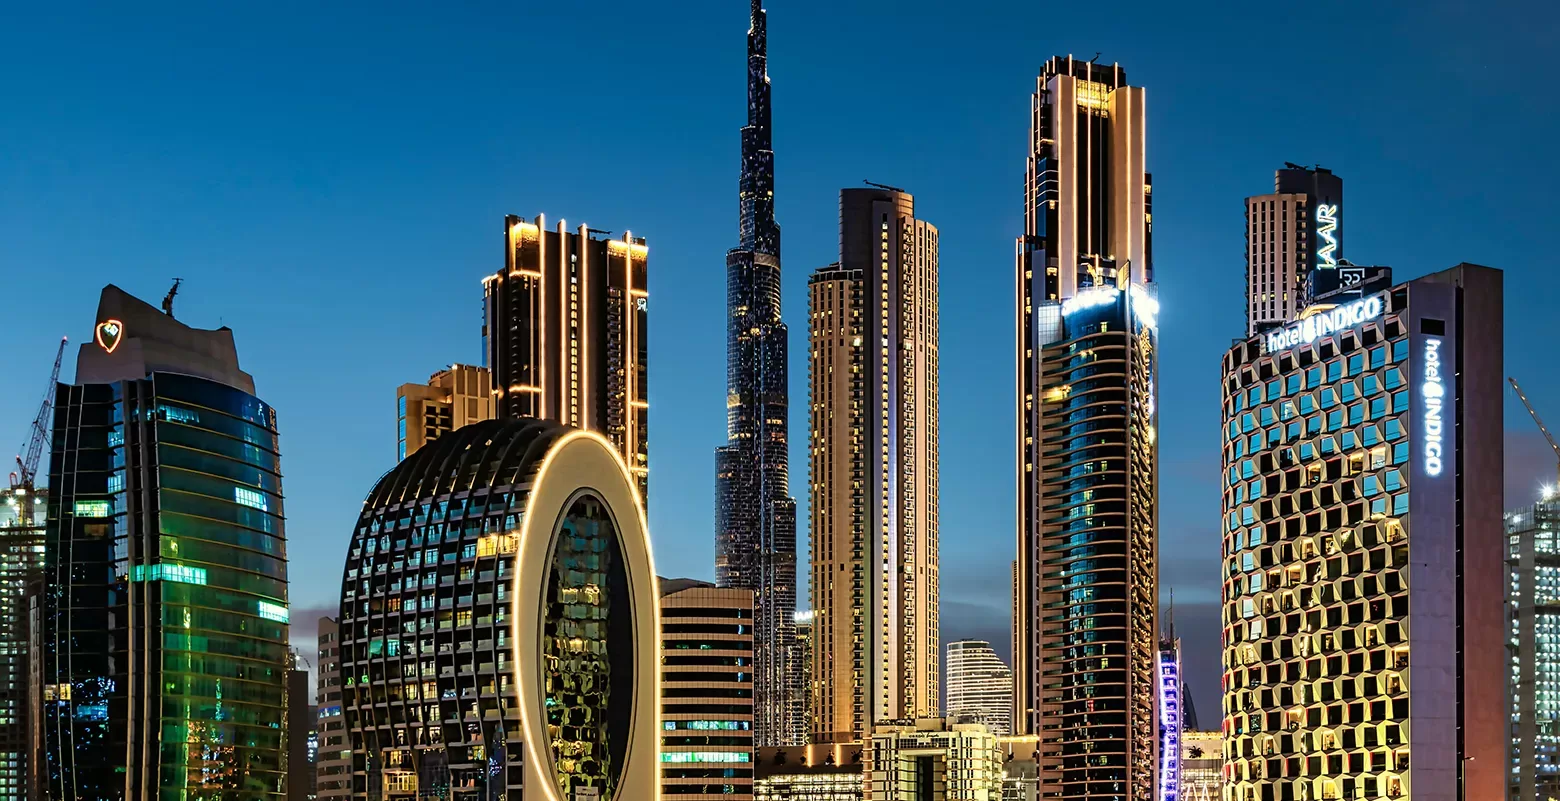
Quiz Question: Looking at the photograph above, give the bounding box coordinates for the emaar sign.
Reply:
[1264,295,1383,353]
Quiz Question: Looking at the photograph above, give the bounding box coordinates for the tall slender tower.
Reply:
[715,0,800,747]
[1014,56,1158,800]
[809,186,940,742]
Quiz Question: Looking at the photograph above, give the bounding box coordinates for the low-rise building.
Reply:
[866,719,1002,800]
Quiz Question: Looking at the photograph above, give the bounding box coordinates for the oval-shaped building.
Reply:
[336,418,658,801]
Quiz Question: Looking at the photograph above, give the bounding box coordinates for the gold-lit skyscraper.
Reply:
[809,186,939,743]
[484,213,649,497]
[394,364,494,461]
[1013,56,1158,800]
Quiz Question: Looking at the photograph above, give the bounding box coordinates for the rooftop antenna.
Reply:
[162,278,184,318]
[1089,52,1102,64]
[863,180,906,193]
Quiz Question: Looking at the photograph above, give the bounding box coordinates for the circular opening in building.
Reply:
[541,490,634,798]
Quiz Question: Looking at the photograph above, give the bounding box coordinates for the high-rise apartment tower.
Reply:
[41,285,290,798]
[1244,165,1344,336]
[809,186,940,742]
[1507,493,1560,799]
[395,364,494,461]
[1220,264,1505,799]
[715,0,801,747]
[660,579,757,800]
[944,640,1013,736]
[484,214,648,497]
[1013,56,1158,801]
[0,488,43,801]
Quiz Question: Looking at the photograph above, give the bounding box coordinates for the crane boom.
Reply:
[11,337,68,490]
[1510,377,1560,486]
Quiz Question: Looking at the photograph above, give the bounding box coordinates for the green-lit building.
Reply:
[41,285,290,800]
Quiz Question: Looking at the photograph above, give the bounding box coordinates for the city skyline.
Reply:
[4,0,1559,726]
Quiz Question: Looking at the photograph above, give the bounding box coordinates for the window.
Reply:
[235,487,268,511]
[73,500,111,518]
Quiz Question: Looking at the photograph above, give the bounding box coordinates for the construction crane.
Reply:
[162,277,184,318]
[7,337,67,535]
[1509,377,1560,492]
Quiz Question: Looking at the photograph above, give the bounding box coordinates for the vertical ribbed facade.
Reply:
[314,617,348,800]
[809,187,939,743]
[484,215,649,499]
[716,0,801,747]
[660,581,756,800]
[1014,56,1157,801]
[944,640,1013,736]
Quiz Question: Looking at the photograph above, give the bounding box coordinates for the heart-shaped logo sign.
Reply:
[96,319,124,354]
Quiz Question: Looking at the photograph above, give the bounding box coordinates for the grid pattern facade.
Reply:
[865,719,1003,800]
[945,640,1013,737]
[396,365,494,461]
[810,188,941,742]
[44,372,290,800]
[1178,731,1222,801]
[315,617,349,800]
[660,584,756,800]
[484,214,649,499]
[0,488,43,800]
[716,0,801,748]
[1508,499,1560,799]
[754,774,862,801]
[1015,57,1152,771]
[1221,307,1417,800]
[1244,194,1309,337]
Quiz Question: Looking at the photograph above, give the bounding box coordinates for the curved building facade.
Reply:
[336,419,658,801]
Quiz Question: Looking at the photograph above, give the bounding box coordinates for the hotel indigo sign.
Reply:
[1264,296,1383,353]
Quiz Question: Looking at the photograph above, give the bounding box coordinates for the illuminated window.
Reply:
[234,487,268,511]
[73,501,110,518]
[258,601,289,623]
[131,563,207,585]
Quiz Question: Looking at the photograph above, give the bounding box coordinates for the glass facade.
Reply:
[43,372,288,800]
[337,418,649,800]
[1021,285,1158,800]
[0,488,44,800]
[1507,499,1560,799]
[715,0,800,748]
[1221,298,1413,800]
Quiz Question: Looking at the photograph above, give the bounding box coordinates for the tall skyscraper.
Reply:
[944,640,1013,736]
[395,364,494,461]
[1244,164,1344,336]
[1157,635,1183,801]
[0,488,43,801]
[660,579,756,800]
[1013,56,1158,800]
[285,655,315,801]
[336,419,661,799]
[1506,493,1560,799]
[715,0,800,747]
[809,186,940,743]
[1220,264,1505,799]
[41,285,290,798]
[484,214,649,496]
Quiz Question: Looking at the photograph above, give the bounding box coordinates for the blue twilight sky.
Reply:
[3,0,1558,718]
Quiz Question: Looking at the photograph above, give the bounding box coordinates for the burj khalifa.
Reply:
[714,0,801,747]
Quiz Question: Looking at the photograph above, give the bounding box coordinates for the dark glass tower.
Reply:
[714,0,800,748]
[41,286,289,799]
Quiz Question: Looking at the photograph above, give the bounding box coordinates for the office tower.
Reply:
[40,285,290,798]
[1220,264,1505,799]
[753,744,864,800]
[0,488,43,800]
[660,579,756,800]
[286,656,315,801]
[1244,165,1344,335]
[1507,494,1560,799]
[1157,636,1182,801]
[793,611,814,742]
[1178,731,1222,801]
[944,640,1012,736]
[864,719,1003,800]
[336,419,659,799]
[809,186,940,743]
[484,214,649,497]
[395,364,495,461]
[1012,56,1158,800]
[715,0,800,748]
[315,617,348,800]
